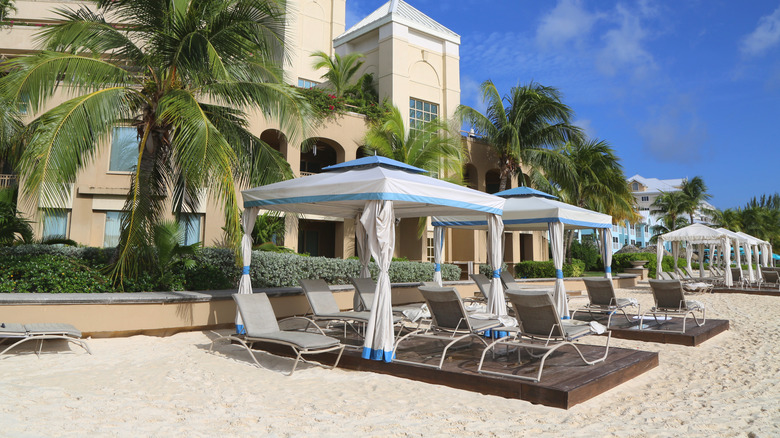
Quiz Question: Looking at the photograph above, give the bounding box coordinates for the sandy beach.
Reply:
[1,285,778,437]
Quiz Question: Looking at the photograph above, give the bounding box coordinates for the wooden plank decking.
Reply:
[241,334,658,409]
[571,312,729,346]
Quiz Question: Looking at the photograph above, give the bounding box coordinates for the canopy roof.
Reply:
[658,223,727,244]
[735,231,768,245]
[717,227,749,243]
[431,188,611,231]
[242,157,505,219]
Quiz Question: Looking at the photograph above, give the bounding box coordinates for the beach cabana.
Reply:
[736,232,769,283]
[239,156,505,362]
[656,224,732,286]
[432,187,613,318]
[717,228,750,285]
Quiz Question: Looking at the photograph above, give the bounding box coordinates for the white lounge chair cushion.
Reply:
[248,331,341,349]
[0,323,82,338]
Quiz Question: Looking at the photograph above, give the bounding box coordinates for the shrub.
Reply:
[514,259,585,278]
[570,239,602,271]
[0,255,112,293]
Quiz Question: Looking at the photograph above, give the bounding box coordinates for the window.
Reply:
[632,182,639,191]
[426,236,435,262]
[631,240,636,245]
[640,207,649,211]
[409,98,438,130]
[109,127,138,172]
[641,196,649,202]
[612,236,619,243]
[42,210,68,240]
[179,214,202,246]
[104,211,125,247]
[297,78,319,89]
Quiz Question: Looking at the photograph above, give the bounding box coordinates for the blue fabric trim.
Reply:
[434,263,441,272]
[561,316,571,320]
[322,156,427,174]
[492,269,501,279]
[235,324,246,335]
[362,347,394,362]
[432,217,610,229]
[555,269,564,279]
[245,193,502,215]
[242,266,251,275]
[605,266,612,273]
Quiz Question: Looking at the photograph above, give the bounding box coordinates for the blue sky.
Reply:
[345,0,780,210]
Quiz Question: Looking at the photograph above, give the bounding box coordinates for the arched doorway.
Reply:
[299,138,345,175]
[485,169,501,194]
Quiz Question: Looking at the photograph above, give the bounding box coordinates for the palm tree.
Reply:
[0,187,32,246]
[554,137,637,260]
[0,0,14,23]
[310,51,365,98]
[711,208,743,230]
[680,176,711,223]
[0,0,312,286]
[362,105,464,180]
[650,190,689,235]
[456,80,581,192]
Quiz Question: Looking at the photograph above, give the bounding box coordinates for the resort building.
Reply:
[0,0,549,271]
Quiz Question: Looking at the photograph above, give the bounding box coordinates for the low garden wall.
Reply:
[0,275,637,338]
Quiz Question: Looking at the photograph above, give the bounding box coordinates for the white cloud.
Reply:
[740,5,780,57]
[638,96,708,163]
[536,0,599,48]
[574,119,596,138]
[596,4,657,79]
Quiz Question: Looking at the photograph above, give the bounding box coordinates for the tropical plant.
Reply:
[362,105,465,181]
[650,190,689,235]
[680,176,711,223]
[456,80,581,192]
[0,0,14,23]
[152,220,199,291]
[0,186,32,246]
[310,50,365,98]
[0,0,312,287]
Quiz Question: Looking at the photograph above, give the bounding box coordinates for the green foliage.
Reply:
[0,255,112,293]
[298,87,347,120]
[252,212,285,246]
[611,252,687,279]
[570,239,602,271]
[514,259,585,278]
[479,263,509,277]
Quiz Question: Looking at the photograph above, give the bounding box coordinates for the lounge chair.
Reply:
[761,269,780,290]
[468,273,491,302]
[350,277,427,324]
[730,268,748,288]
[478,289,610,382]
[299,279,375,340]
[642,280,706,333]
[0,323,91,357]
[571,278,640,327]
[392,286,503,370]
[209,293,344,375]
[500,271,519,289]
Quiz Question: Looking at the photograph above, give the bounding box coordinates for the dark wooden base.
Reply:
[712,287,780,297]
[242,335,658,409]
[571,313,729,346]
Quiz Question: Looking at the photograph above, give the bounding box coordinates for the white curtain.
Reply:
[745,243,755,283]
[752,244,761,282]
[486,214,506,316]
[236,207,260,334]
[685,243,693,275]
[698,244,705,278]
[433,225,444,286]
[672,241,680,276]
[601,228,613,279]
[656,237,664,279]
[354,213,371,310]
[708,243,716,274]
[360,200,395,362]
[723,237,733,287]
[548,221,568,318]
[734,239,744,282]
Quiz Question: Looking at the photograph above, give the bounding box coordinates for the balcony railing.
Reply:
[299,171,316,177]
[0,174,17,188]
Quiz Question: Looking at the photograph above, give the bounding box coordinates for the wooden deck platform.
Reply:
[712,286,780,297]
[571,313,729,346]
[243,333,658,409]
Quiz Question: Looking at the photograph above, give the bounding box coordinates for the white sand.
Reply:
[1,285,778,437]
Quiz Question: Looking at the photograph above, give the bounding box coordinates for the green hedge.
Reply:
[514,259,585,278]
[0,246,461,292]
[0,255,112,293]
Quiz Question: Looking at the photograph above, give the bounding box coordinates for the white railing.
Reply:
[0,174,16,188]
[299,171,316,177]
